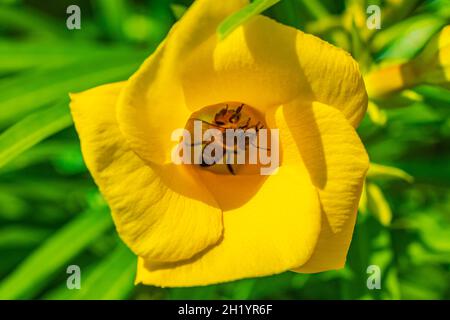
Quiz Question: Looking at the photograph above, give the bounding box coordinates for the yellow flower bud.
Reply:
[366,25,450,98]
[413,25,450,86]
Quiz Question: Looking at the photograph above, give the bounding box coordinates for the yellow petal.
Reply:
[70,82,223,263]
[183,15,367,125]
[118,0,366,166]
[117,0,249,165]
[294,28,367,127]
[136,165,321,287]
[182,16,307,111]
[273,100,369,272]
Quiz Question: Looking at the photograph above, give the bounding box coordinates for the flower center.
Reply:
[184,102,271,176]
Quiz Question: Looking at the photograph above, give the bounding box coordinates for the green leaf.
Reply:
[0,6,63,40]
[414,85,450,107]
[367,163,414,183]
[376,14,446,61]
[388,157,450,185]
[0,192,28,220]
[0,208,113,299]
[266,0,304,30]
[384,101,442,125]
[230,279,256,299]
[93,0,129,40]
[400,266,448,299]
[0,226,51,249]
[0,142,82,174]
[0,179,93,205]
[418,0,450,19]
[349,16,372,71]
[217,0,281,40]
[382,0,422,29]
[297,0,329,19]
[44,241,136,300]
[0,52,147,126]
[0,41,141,73]
[0,102,73,169]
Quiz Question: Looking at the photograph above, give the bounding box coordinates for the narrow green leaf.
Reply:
[388,157,450,186]
[367,163,414,183]
[0,179,92,204]
[230,279,256,299]
[0,192,28,220]
[382,0,422,29]
[0,52,147,126]
[266,0,304,30]
[0,208,113,299]
[0,41,143,73]
[0,6,63,40]
[376,14,445,61]
[414,85,450,106]
[349,16,372,71]
[0,226,51,248]
[45,241,136,300]
[381,100,442,124]
[400,266,448,299]
[372,14,446,54]
[418,0,450,19]
[0,142,82,174]
[0,102,72,169]
[218,0,281,40]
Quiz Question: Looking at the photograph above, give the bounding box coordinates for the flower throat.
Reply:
[179,102,279,176]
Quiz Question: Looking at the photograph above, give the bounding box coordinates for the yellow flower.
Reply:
[366,25,450,98]
[70,0,369,287]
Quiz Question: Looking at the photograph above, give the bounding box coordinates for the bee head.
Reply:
[214,104,243,125]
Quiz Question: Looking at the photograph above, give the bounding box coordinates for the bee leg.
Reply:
[227,164,236,175]
[239,117,251,129]
[251,141,271,151]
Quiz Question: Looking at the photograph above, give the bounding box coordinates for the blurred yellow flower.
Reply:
[70,0,369,287]
[366,25,450,98]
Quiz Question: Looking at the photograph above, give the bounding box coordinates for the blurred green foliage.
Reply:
[0,0,449,300]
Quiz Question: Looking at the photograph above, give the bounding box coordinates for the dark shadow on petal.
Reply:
[281,101,327,189]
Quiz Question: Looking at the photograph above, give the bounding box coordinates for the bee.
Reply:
[186,103,268,175]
